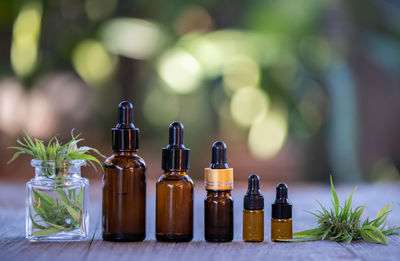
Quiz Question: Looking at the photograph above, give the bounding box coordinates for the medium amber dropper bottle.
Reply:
[204,141,234,242]
[102,101,147,242]
[243,174,264,242]
[271,183,292,242]
[156,121,193,242]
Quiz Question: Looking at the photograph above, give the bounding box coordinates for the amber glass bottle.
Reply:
[243,174,264,242]
[271,183,292,242]
[204,141,234,242]
[156,122,193,242]
[102,101,147,242]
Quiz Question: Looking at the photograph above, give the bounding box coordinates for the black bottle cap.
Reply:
[272,183,292,219]
[112,101,139,152]
[162,121,190,171]
[244,174,264,210]
[210,141,229,169]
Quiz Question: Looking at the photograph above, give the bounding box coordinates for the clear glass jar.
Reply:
[26,159,89,241]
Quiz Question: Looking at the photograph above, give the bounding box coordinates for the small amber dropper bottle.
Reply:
[102,101,147,242]
[271,183,292,242]
[156,121,193,242]
[204,141,234,242]
[243,174,264,242]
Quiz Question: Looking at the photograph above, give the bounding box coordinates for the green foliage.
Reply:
[8,129,104,173]
[280,176,400,244]
[8,130,103,236]
[30,189,84,236]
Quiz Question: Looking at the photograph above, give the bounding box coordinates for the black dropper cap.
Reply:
[112,101,139,152]
[244,174,264,210]
[210,141,229,169]
[272,183,292,219]
[162,122,190,171]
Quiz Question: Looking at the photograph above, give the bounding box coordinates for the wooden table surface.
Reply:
[0,180,399,261]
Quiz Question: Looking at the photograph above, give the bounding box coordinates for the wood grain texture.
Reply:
[0,180,399,261]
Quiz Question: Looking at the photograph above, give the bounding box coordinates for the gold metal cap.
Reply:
[204,168,233,190]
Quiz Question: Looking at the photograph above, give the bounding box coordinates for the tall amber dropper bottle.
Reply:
[204,141,234,242]
[243,174,264,242]
[102,101,147,242]
[271,183,292,242]
[156,121,193,242]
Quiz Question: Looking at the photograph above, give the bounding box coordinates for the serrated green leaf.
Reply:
[360,225,388,244]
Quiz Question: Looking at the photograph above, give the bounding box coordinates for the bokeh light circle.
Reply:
[230,86,269,127]
[158,47,203,94]
[72,40,116,85]
[248,111,287,160]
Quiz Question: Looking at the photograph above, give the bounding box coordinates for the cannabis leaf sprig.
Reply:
[8,129,104,174]
[8,130,104,237]
[281,176,400,244]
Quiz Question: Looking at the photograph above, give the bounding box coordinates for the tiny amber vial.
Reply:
[243,210,264,242]
[271,183,292,242]
[243,174,264,242]
[271,218,292,241]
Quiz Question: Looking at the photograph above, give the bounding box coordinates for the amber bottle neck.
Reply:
[163,170,188,176]
[113,151,138,156]
[206,190,231,196]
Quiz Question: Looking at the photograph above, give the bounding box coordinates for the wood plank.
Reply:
[0,181,399,261]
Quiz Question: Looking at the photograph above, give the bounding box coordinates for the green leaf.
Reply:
[7,151,23,164]
[46,221,70,231]
[55,190,81,223]
[23,130,36,148]
[33,190,57,207]
[360,225,388,244]
[354,205,365,221]
[330,175,339,215]
[373,212,389,229]
[341,186,357,220]
[31,227,62,236]
[277,236,321,242]
[69,153,102,170]
[382,226,400,235]
[343,229,353,244]
[293,228,321,238]
[77,189,83,205]
[29,209,47,230]
[316,200,329,215]
[375,203,392,220]
[321,226,332,240]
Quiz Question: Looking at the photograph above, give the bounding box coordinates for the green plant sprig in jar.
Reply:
[8,130,104,240]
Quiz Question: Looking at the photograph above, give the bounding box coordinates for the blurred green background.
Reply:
[1,0,400,183]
